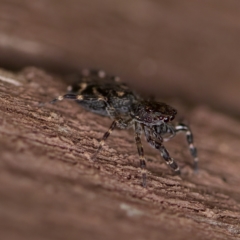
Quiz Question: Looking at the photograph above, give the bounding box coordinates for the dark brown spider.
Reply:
[50,69,198,187]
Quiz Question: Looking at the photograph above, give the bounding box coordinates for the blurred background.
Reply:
[0,0,240,116]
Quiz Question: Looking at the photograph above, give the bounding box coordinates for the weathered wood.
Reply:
[0,67,239,240]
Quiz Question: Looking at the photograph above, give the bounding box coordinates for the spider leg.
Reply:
[144,126,180,174]
[174,123,198,172]
[159,145,181,174]
[134,122,147,187]
[50,93,106,104]
[153,124,176,142]
[92,118,133,160]
[92,119,118,161]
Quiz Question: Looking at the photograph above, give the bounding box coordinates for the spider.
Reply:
[50,69,198,187]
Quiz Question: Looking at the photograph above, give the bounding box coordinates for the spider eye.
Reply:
[164,117,169,122]
[170,115,175,121]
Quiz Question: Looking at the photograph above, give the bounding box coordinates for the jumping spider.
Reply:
[51,69,198,187]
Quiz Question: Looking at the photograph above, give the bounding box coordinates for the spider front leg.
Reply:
[50,93,106,104]
[50,92,117,161]
[144,126,180,174]
[174,123,198,172]
[134,122,147,187]
[92,119,118,161]
[92,118,133,160]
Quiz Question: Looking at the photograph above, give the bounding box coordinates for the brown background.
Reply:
[0,1,240,240]
[0,0,240,116]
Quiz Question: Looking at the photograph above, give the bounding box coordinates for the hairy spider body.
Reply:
[51,69,198,187]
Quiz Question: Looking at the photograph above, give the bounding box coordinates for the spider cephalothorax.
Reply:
[131,100,177,125]
[50,69,198,187]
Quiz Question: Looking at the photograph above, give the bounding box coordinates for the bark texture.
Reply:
[0,67,240,240]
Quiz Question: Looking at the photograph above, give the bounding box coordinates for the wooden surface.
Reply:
[0,67,240,240]
[0,1,240,239]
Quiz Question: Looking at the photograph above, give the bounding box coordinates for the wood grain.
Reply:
[0,67,239,240]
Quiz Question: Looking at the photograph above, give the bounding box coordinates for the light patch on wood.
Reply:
[98,70,106,78]
[114,76,121,82]
[0,74,22,86]
[67,85,72,91]
[81,69,90,76]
